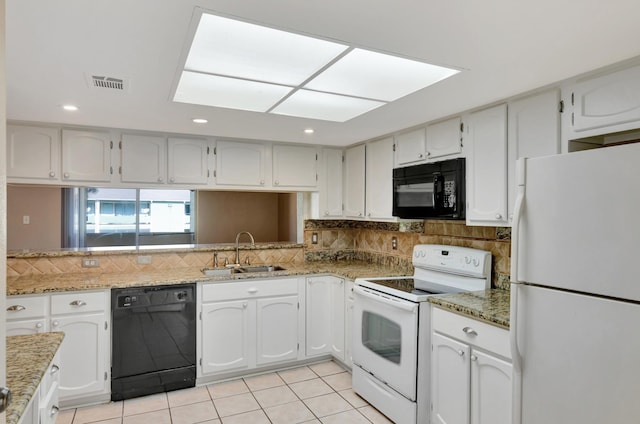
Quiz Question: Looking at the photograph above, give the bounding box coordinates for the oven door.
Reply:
[353,285,419,400]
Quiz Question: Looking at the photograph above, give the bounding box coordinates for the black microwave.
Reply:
[392,158,465,219]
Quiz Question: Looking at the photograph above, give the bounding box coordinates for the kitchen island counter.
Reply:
[6,332,65,424]
[428,289,510,329]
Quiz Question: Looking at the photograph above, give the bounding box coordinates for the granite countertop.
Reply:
[7,260,409,296]
[6,332,65,424]
[428,289,511,329]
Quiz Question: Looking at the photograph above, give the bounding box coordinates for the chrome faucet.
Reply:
[232,231,255,267]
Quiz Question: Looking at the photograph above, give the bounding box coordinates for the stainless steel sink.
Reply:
[201,265,285,276]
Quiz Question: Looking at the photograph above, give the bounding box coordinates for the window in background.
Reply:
[63,188,195,248]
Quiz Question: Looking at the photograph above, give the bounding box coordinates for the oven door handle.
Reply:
[354,286,418,313]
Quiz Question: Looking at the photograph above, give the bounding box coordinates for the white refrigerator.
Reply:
[510,142,640,424]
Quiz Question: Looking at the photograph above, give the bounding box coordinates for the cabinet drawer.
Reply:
[202,278,298,302]
[51,291,107,315]
[6,296,47,319]
[39,381,59,424]
[432,307,510,359]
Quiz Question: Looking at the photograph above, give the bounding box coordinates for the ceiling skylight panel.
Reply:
[305,48,460,101]
[271,90,386,122]
[185,13,349,86]
[174,71,292,112]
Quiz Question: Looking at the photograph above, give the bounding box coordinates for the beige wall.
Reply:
[7,185,62,250]
[196,191,296,243]
[277,193,297,242]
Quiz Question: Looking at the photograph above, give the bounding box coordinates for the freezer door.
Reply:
[513,143,640,301]
[512,284,640,424]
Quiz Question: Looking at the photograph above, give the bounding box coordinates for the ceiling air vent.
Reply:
[85,73,129,93]
[92,75,124,90]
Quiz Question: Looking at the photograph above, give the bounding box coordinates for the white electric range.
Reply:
[352,244,491,424]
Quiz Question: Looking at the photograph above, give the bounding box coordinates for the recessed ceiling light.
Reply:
[304,128,314,134]
[62,104,78,111]
[192,118,208,124]
[173,10,461,122]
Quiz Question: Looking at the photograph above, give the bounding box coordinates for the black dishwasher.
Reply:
[111,284,196,401]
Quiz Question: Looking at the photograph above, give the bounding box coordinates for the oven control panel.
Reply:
[412,244,491,278]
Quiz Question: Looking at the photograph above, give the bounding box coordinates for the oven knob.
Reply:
[465,256,471,264]
[472,258,479,267]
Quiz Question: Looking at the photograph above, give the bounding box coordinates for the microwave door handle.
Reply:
[433,174,444,207]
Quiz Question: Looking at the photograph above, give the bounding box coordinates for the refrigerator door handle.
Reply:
[510,157,526,424]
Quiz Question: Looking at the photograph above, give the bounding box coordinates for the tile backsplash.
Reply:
[304,219,511,289]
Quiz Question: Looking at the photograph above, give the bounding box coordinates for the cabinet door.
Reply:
[319,148,344,218]
[273,144,318,188]
[6,318,47,336]
[427,117,463,160]
[507,90,560,221]
[466,104,508,225]
[431,332,470,424]
[344,281,354,368]
[7,125,60,181]
[62,130,112,183]
[120,134,166,183]
[394,128,426,167]
[365,137,394,220]
[305,276,344,359]
[256,295,299,365]
[470,349,512,424]
[344,144,365,218]
[571,64,640,132]
[167,138,209,185]
[51,312,108,400]
[201,300,251,375]
[215,140,266,187]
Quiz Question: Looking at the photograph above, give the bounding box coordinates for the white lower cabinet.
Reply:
[7,291,110,407]
[305,276,345,360]
[431,307,511,424]
[199,278,303,377]
[17,348,62,424]
[201,300,251,374]
[256,296,300,365]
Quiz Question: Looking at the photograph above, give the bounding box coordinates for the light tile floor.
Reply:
[56,361,394,424]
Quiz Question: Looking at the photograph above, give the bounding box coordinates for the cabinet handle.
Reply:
[495,213,503,220]
[470,354,478,362]
[324,211,329,216]
[49,171,56,178]
[6,305,25,312]
[63,173,70,179]
[69,300,87,307]
[35,322,43,329]
[426,151,431,157]
[247,288,258,294]
[457,349,465,357]
[50,364,60,375]
[50,405,60,417]
[242,302,248,309]
[52,320,59,328]
[169,177,175,183]
[274,180,279,185]
[157,177,164,182]
[418,153,424,158]
[462,327,478,336]
[260,180,265,185]
[367,213,371,217]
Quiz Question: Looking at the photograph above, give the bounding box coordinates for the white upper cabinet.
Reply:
[344,144,366,218]
[426,116,463,160]
[570,64,640,132]
[272,144,318,189]
[167,138,209,185]
[466,104,508,226]
[507,89,561,221]
[62,130,112,183]
[120,133,166,184]
[394,128,427,167]
[7,125,60,182]
[319,148,344,218]
[366,137,394,220]
[215,140,266,187]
